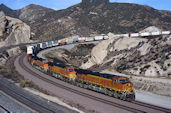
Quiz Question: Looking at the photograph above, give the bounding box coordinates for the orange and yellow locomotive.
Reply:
[27,54,135,101]
[75,69,135,101]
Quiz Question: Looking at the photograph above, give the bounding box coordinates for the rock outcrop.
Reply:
[0,12,6,37]
[0,11,30,48]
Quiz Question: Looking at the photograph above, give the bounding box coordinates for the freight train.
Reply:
[26,30,171,101]
[27,39,141,101]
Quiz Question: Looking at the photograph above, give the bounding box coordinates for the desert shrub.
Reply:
[20,80,34,88]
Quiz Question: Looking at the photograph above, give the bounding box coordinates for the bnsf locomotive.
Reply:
[27,54,135,101]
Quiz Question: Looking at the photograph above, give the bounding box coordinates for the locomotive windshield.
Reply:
[69,69,73,72]
[120,79,129,84]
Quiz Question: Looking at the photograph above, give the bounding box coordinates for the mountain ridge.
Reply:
[0,2,171,41]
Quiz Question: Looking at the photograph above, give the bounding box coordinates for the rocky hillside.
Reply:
[0,4,17,18]
[18,4,54,24]
[0,11,31,65]
[0,0,171,40]
[81,27,171,78]
[0,11,30,48]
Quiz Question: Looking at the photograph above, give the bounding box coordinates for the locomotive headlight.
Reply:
[70,73,76,79]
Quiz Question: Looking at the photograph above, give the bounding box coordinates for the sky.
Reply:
[0,0,171,11]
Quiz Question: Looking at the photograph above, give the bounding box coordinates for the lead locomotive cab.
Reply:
[112,76,135,101]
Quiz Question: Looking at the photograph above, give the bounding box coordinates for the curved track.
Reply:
[0,76,77,113]
[0,79,55,113]
[17,53,171,113]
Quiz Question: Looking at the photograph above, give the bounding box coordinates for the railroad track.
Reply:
[132,101,171,113]
[0,79,58,113]
[0,105,10,113]
[19,53,171,113]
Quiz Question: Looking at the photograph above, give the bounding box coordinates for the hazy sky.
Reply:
[0,0,171,11]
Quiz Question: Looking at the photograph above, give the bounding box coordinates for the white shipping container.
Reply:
[115,34,123,37]
[94,36,103,40]
[58,40,61,43]
[122,34,129,37]
[115,34,129,37]
[130,33,139,37]
[52,40,58,46]
[140,32,151,36]
[78,37,86,41]
[103,35,109,40]
[151,31,161,36]
[161,31,171,35]
[85,37,94,42]
[27,46,33,54]
[39,43,43,48]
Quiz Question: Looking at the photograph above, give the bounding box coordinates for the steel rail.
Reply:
[0,105,10,113]
[0,78,57,113]
[132,101,171,113]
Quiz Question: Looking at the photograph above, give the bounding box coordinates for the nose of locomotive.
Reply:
[127,82,133,87]
[124,82,134,93]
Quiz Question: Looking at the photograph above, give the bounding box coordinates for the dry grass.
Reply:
[0,66,50,95]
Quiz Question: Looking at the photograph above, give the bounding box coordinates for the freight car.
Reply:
[73,38,79,43]
[27,46,34,55]
[103,35,109,40]
[58,39,67,45]
[85,37,94,42]
[42,42,48,49]
[78,37,86,43]
[47,41,53,47]
[94,36,103,41]
[52,40,58,46]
